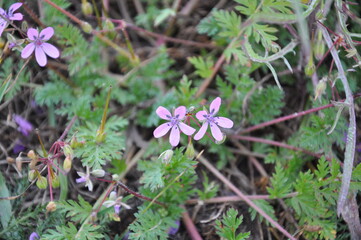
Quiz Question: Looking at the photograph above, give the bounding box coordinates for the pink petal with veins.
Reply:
[21,43,35,58]
[9,12,22,20]
[9,3,22,12]
[39,27,54,41]
[195,110,207,121]
[42,43,60,58]
[169,125,180,146]
[35,47,47,67]
[194,122,208,141]
[27,28,38,41]
[209,97,221,115]
[153,123,171,138]
[179,122,195,135]
[156,106,172,120]
[210,123,223,141]
[174,106,186,120]
[215,117,233,128]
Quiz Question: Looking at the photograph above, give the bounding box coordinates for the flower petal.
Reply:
[0,22,7,37]
[153,122,172,138]
[86,179,93,191]
[194,122,208,141]
[0,8,5,15]
[35,47,47,67]
[156,106,172,120]
[9,13,23,21]
[215,117,233,128]
[42,43,60,58]
[169,125,180,146]
[103,200,115,208]
[9,3,23,13]
[210,97,221,115]
[179,122,196,136]
[195,110,208,121]
[174,106,186,120]
[27,28,38,41]
[210,123,223,141]
[21,43,35,58]
[39,27,54,41]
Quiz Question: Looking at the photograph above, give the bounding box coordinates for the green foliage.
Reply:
[188,56,214,78]
[42,223,104,240]
[248,86,284,124]
[249,199,277,225]
[58,195,93,223]
[213,10,242,38]
[196,171,219,200]
[215,208,250,240]
[267,164,292,198]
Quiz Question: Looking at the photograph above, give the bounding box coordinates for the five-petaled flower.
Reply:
[21,27,60,67]
[103,191,131,215]
[194,97,233,141]
[76,167,105,192]
[153,106,196,146]
[0,3,23,37]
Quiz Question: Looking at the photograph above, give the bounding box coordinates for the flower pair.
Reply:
[153,97,233,146]
[0,3,23,37]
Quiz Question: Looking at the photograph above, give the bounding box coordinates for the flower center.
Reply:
[35,38,43,46]
[170,117,179,126]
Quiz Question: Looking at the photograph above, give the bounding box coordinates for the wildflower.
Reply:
[194,97,233,141]
[103,191,131,215]
[76,167,105,191]
[0,3,23,36]
[21,27,60,67]
[14,114,33,136]
[153,106,196,146]
[29,232,40,240]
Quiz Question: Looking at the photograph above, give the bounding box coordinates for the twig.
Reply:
[181,205,203,240]
[198,155,296,240]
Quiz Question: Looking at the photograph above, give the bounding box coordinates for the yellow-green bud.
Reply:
[27,150,36,160]
[63,144,73,159]
[63,156,72,173]
[28,170,36,181]
[112,174,120,181]
[81,22,93,34]
[36,175,48,189]
[305,57,315,77]
[52,175,60,188]
[46,201,57,212]
[185,141,195,159]
[159,149,173,164]
[104,19,115,31]
[314,77,327,101]
[81,1,93,15]
[91,169,105,177]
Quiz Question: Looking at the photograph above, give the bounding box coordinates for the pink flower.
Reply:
[21,27,60,67]
[0,3,23,36]
[153,106,196,146]
[194,97,233,141]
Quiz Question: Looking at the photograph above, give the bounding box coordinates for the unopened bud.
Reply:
[112,174,120,181]
[314,77,327,101]
[15,156,23,171]
[27,150,37,160]
[29,158,38,170]
[70,136,84,149]
[36,175,48,189]
[6,157,15,164]
[52,175,60,188]
[62,144,73,159]
[185,141,195,158]
[314,30,325,61]
[46,201,57,212]
[81,1,93,15]
[81,21,93,34]
[159,149,173,164]
[91,169,105,177]
[63,156,72,173]
[104,19,115,31]
[28,170,36,181]
[305,57,315,76]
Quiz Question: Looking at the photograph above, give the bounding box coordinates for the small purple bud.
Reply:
[13,141,25,154]
[14,115,33,136]
[167,219,180,235]
[29,232,39,240]
[76,176,86,183]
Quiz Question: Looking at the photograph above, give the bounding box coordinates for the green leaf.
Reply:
[154,8,176,26]
[0,172,12,229]
[188,56,214,78]
[58,195,93,223]
[215,208,250,240]
[249,199,277,225]
[213,10,242,38]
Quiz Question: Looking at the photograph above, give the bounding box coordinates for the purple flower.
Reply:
[194,97,233,141]
[103,191,131,215]
[29,232,39,240]
[14,115,33,136]
[153,106,196,146]
[0,3,23,36]
[168,220,180,235]
[13,141,25,154]
[21,27,60,67]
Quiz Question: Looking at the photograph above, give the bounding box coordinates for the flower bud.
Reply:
[27,150,37,160]
[15,156,23,171]
[29,158,38,170]
[91,169,105,177]
[185,141,195,159]
[81,21,93,34]
[159,149,173,164]
[314,30,325,61]
[63,156,72,173]
[6,157,15,164]
[36,175,48,189]
[104,19,115,31]
[46,201,57,212]
[314,77,327,101]
[62,144,73,159]
[28,170,36,181]
[112,174,120,181]
[52,175,60,188]
[81,1,93,15]
[305,57,315,77]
